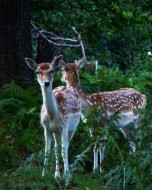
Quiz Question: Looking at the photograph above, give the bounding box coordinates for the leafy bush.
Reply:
[0,82,42,172]
[0,66,152,189]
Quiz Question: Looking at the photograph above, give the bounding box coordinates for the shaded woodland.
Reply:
[0,0,151,189]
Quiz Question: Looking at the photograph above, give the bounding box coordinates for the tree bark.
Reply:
[0,0,34,87]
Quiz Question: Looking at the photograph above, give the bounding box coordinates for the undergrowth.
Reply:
[0,67,152,189]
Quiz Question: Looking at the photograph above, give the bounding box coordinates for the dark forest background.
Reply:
[0,0,151,189]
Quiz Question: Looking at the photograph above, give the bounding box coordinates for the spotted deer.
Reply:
[61,58,146,172]
[25,55,81,177]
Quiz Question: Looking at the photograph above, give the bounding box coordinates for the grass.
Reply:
[72,173,103,190]
[0,167,104,190]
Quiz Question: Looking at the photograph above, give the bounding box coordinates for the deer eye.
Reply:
[35,70,40,74]
[65,67,69,72]
[50,69,54,73]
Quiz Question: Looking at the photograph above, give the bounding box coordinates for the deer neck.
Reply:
[67,78,81,91]
[67,80,90,116]
[41,85,59,119]
[67,79,85,98]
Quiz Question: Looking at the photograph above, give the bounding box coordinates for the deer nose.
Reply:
[44,81,50,87]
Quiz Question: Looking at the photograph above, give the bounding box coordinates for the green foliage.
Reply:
[81,102,152,190]
[0,81,40,106]
[1,0,152,186]
[0,82,42,171]
[72,67,152,189]
[103,132,152,190]
[30,0,151,70]
[0,65,152,189]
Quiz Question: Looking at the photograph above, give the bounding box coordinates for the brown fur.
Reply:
[62,63,146,113]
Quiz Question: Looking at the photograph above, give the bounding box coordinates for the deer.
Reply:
[60,58,147,172]
[25,55,81,178]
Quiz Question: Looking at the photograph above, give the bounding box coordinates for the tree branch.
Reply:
[72,27,86,60]
[31,21,86,60]
[31,22,81,47]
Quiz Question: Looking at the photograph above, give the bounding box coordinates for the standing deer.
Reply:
[25,55,81,177]
[61,58,146,172]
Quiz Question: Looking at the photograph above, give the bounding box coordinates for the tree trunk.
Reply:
[0,0,34,87]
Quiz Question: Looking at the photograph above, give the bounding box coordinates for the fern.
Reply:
[0,83,43,172]
[1,65,152,189]
[0,81,41,106]
[103,124,152,190]
[70,144,92,173]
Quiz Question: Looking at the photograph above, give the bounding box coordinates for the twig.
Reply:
[31,22,81,47]
[42,30,79,43]
[31,22,86,60]
[72,27,86,61]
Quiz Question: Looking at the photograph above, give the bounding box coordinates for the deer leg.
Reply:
[129,140,136,153]
[99,136,107,173]
[129,120,139,152]
[128,118,139,152]
[42,128,52,177]
[93,143,98,171]
[53,133,60,178]
[61,129,69,175]
[120,127,137,153]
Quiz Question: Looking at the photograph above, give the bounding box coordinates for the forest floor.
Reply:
[0,169,103,190]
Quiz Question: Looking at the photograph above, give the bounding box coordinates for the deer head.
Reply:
[25,55,63,88]
[61,57,85,88]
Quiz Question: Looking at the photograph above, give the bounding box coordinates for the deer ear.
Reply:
[25,58,37,70]
[76,57,86,69]
[60,60,66,66]
[51,55,63,69]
